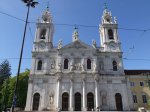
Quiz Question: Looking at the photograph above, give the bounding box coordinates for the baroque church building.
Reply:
[25,7,134,111]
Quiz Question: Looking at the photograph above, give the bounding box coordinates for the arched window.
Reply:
[115,93,123,111]
[74,92,81,111]
[37,60,42,70]
[64,59,69,69]
[112,61,117,71]
[87,59,91,69]
[32,93,40,111]
[108,29,114,39]
[62,92,69,111]
[40,29,46,39]
[87,92,94,111]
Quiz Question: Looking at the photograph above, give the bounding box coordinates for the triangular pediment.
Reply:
[62,40,94,50]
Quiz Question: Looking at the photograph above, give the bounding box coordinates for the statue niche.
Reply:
[101,91,108,110]
[47,92,55,111]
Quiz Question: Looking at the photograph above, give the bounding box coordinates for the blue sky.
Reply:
[0,0,150,75]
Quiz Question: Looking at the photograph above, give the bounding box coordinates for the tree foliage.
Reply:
[0,70,29,111]
[0,60,11,86]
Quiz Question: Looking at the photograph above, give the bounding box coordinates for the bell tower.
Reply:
[33,7,54,51]
[99,7,121,52]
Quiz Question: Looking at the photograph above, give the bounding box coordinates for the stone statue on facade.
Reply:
[81,63,85,72]
[47,92,55,111]
[74,63,78,70]
[58,40,62,49]
[74,63,82,71]
[93,63,97,72]
[92,40,97,48]
[57,63,62,72]
[114,16,117,24]
[51,60,55,69]
[49,94,54,104]
[70,64,75,72]
[70,61,75,72]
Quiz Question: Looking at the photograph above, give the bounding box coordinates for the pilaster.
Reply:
[69,78,74,111]
[82,77,86,111]
[94,75,99,110]
[56,75,61,111]
[25,79,33,111]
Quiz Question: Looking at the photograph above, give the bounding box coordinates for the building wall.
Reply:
[25,74,134,111]
[127,74,150,110]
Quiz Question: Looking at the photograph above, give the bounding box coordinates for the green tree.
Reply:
[0,78,11,111]
[0,60,11,111]
[0,60,11,86]
[0,70,29,111]
[16,69,29,108]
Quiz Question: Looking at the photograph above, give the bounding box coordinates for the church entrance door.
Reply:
[87,92,94,111]
[32,93,40,111]
[115,93,123,111]
[62,92,69,111]
[74,92,81,111]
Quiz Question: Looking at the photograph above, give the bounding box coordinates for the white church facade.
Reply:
[25,7,134,111]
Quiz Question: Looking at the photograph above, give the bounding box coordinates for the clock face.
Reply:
[39,42,46,49]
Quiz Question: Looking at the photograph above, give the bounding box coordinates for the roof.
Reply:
[124,70,150,75]
[61,40,94,50]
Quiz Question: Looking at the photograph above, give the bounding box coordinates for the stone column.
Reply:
[56,78,61,111]
[95,76,99,110]
[82,79,86,111]
[69,79,73,111]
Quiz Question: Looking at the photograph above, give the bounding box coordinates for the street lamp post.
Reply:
[11,0,38,112]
